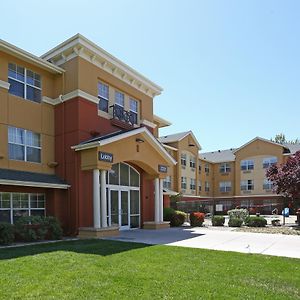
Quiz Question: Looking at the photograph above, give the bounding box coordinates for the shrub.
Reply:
[190,212,205,227]
[15,216,63,242]
[227,209,249,222]
[245,216,267,227]
[0,222,15,245]
[212,215,225,226]
[228,217,243,227]
[163,207,175,222]
[170,210,186,227]
[271,219,281,226]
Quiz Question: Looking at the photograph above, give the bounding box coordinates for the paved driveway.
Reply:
[105,227,300,259]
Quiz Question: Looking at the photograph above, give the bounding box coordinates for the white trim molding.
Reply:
[0,179,70,189]
[141,119,157,129]
[41,34,163,97]
[0,80,10,90]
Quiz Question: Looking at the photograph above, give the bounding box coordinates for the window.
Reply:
[98,82,109,112]
[115,91,124,107]
[205,181,210,192]
[181,154,187,167]
[263,179,273,190]
[198,163,201,173]
[181,177,187,189]
[205,163,210,174]
[190,156,196,169]
[219,181,232,192]
[220,163,231,173]
[190,178,196,190]
[129,98,138,125]
[8,63,41,103]
[241,160,254,171]
[8,127,41,163]
[263,157,277,169]
[198,181,202,191]
[163,176,172,189]
[0,192,45,224]
[241,180,254,191]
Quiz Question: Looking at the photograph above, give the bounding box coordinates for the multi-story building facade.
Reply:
[0,34,176,237]
[160,132,300,214]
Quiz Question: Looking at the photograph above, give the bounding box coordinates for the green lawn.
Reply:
[0,240,299,299]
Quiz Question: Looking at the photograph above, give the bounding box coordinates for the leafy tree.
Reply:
[271,133,299,144]
[266,151,300,204]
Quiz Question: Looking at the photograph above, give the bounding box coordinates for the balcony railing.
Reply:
[110,104,137,126]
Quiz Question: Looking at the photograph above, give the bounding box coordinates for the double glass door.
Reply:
[110,189,129,230]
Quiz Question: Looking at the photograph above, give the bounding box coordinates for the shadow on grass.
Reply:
[0,239,151,260]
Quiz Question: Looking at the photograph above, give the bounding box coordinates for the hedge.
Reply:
[212,215,225,226]
[190,212,205,227]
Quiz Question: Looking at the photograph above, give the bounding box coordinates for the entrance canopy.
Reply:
[72,127,176,177]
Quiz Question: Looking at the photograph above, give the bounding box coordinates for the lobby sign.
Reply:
[98,151,113,163]
[158,165,168,173]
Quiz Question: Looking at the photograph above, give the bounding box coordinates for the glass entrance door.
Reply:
[110,190,119,227]
[120,191,129,229]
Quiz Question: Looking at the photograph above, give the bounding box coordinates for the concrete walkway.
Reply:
[105,227,300,259]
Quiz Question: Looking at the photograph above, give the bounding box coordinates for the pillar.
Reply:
[159,178,164,222]
[154,178,160,223]
[93,169,101,228]
[100,170,107,228]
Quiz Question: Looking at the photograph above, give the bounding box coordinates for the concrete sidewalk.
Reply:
[105,227,300,259]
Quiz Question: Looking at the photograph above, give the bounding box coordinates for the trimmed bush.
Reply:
[212,215,225,226]
[170,210,186,227]
[227,209,249,222]
[0,222,14,245]
[163,207,175,222]
[228,217,243,227]
[15,216,63,242]
[190,212,205,227]
[245,216,267,227]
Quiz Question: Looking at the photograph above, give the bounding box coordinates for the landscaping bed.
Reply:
[234,226,300,235]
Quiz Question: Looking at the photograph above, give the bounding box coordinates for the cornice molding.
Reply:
[141,119,157,129]
[0,179,69,189]
[0,80,10,90]
[41,34,163,98]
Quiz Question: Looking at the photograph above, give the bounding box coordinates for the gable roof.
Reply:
[72,127,177,166]
[233,137,287,154]
[158,131,201,149]
[199,149,236,163]
[283,143,300,154]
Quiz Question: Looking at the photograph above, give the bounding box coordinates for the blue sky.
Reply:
[1,0,299,151]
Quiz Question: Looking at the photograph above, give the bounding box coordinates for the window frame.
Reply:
[219,162,231,173]
[181,177,187,189]
[8,63,42,103]
[190,178,196,190]
[241,180,254,191]
[219,181,232,192]
[129,98,139,125]
[181,154,187,166]
[98,82,109,113]
[8,126,41,163]
[262,157,278,169]
[163,176,172,189]
[240,160,254,171]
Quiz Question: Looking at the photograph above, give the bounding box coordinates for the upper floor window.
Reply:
[98,82,109,112]
[181,154,187,166]
[205,181,210,192]
[190,156,196,169]
[241,160,254,171]
[181,177,187,189]
[190,178,196,190]
[205,163,210,174]
[263,179,273,190]
[115,91,125,108]
[198,181,202,191]
[8,126,41,163]
[163,176,171,189]
[198,163,201,173]
[241,180,254,191]
[129,98,138,125]
[8,63,41,103]
[262,157,277,169]
[219,181,232,192]
[220,162,231,173]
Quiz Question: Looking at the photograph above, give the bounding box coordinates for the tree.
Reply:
[266,151,300,205]
[271,133,300,144]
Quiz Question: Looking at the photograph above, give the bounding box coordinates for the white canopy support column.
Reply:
[100,169,108,228]
[93,169,101,228]
[159,178,164,222]
[154,178,160,223]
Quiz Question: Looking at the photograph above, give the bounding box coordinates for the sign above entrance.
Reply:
[158,165,168,173]
[98,151,113,163]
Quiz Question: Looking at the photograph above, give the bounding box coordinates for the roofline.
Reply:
[0,39,64,74]
[71,127,177,166]
[41,33,162,96]
[233,137,286,154]
[0,179,70,189]
[153,114,172,128]
[164,131,202,150]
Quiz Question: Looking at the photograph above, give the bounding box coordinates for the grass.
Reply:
[0,239,299,299]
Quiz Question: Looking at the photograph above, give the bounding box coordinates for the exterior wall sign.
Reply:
[98,151,113,163]
[158,164,168,173]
